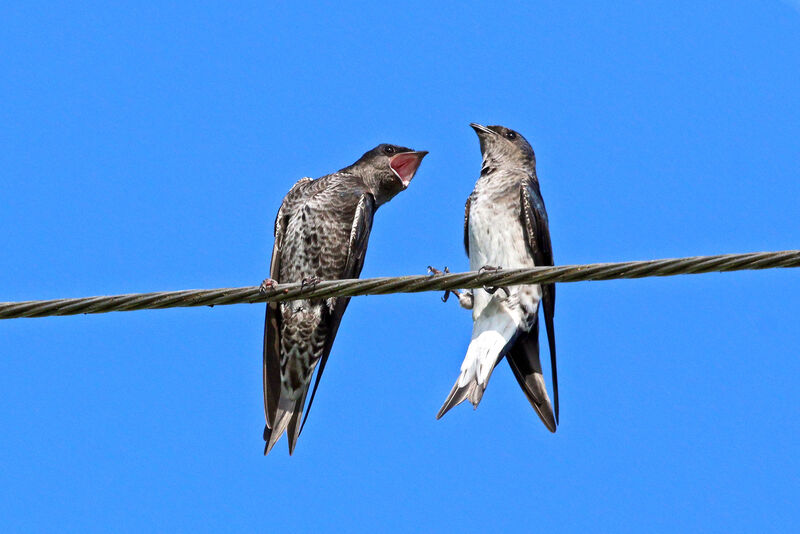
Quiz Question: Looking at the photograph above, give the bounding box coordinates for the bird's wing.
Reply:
[298,192,376,433]
[506,321,556,432]
[520,177,559,423]
[263,178,311,429]
[463,195,472,256]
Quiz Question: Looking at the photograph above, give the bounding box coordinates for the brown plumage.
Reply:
[263,144,426,455]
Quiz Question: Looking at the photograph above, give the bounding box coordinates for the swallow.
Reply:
[263,144,427,454]
[437,124,558,432]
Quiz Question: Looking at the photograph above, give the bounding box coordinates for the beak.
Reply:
[470,123,495,136]
[390,151,427,188]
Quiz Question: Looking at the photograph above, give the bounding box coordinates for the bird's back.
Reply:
[279,173,361,283]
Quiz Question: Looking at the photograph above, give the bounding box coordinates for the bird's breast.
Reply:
[468,197,533,271]
[467,188,541,325]
[281,199,353,282]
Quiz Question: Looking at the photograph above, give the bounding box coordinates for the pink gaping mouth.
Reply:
[390,151,426,187]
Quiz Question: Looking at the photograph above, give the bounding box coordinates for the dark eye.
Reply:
[383,145,396,155]
[505,131,517,140]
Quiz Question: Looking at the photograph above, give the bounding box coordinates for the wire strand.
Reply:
[1,250,798,320]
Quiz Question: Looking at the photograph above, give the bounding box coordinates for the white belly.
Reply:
[468,213,534,271]
[468,201,541,328]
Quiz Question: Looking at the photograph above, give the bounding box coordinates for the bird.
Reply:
[436,123,558,432]
[262,143,427,455]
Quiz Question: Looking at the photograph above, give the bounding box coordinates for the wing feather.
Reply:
[463,195,472,256]
[520,178,559,423]
[506,322,556,432]
[263,178,311,429]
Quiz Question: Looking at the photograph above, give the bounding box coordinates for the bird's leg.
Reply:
[478,265,511,298]
[300,276,320,292]
[426,266,474,309]
[259,278,277,294]
[427,266,453,302]
[427,265,460,303]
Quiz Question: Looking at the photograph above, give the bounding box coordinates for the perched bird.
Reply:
[437,123,558,432]
[262,144,427,455]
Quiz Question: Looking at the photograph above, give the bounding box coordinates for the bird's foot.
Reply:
[483,286,511,297]
[478,265,511,298]
[259,278,277,294]
[300,276,320,292]
[427,265,459,302]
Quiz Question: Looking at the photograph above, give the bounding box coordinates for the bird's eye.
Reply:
[383,146,396,155]
[505,131,517,140]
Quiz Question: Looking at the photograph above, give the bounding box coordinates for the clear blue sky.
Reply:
[2,2,799,532]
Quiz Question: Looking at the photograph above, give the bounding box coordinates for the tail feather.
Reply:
[285,387,309,455]
[467,328,514,386]
[468,382,486,406]
[263,394,305,456]
[436,380,482,419]
[438,311,517,418]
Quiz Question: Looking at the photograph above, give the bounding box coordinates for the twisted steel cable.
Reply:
[1,250,798,320]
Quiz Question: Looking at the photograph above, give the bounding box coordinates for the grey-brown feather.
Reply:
[263,173,376,455]
[264,177,310,429]
[262,143,424,455]
[505,321,556,432]
[519,176,558,424]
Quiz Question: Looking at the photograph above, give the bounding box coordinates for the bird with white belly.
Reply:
[436,123,559,432]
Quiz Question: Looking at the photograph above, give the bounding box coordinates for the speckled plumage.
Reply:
[437,124,558,432]
[263,144,426,455]
[276,175,366,391]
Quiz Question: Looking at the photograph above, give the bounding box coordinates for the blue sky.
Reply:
[2,1,799,532]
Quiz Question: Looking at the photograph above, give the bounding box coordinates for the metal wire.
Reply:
[1,250,798,320]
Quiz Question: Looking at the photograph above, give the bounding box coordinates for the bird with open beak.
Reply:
[436,123,559,432]
[262,144,427,455]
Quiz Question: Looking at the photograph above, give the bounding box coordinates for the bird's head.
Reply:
[350,144,427,205]
[470,123,535,170]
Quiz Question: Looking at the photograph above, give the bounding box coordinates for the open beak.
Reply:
[390,151,427,188]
